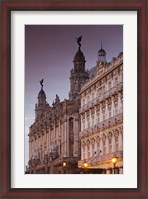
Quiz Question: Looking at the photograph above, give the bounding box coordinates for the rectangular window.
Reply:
[114,77,118,86]
[108,82,111,90]
[109,138,112,153]
[87,96,89,103]
[109,145,112,153]
[92,93,94,100]
[97,142,100,154]
[83,99,85,106]
[83,146,85,160]
[115,136,118,142]
[92,116,94,126]
[109,111,111,118]
[87,116,90,128]
[87,145,90,158]
[115,143,118,151]
[103,140,106,154]
[115,136,119,151]
[97,142,100,148]
[97,117,100,123]
[92,144,95,155]
[82,119,85,130]
[115,108,118,115]
[83,124,85,130]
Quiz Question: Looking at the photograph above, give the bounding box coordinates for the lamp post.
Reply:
[82,159,88,173]
[63,162,67,167]
[83,160,88,168]
[111,155,117,174]
[62,161,67,174]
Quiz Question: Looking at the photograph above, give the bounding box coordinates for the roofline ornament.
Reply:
[39,78,44,89]
[76,35,82,50]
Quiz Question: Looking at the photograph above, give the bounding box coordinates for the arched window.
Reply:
[69,117,74,157]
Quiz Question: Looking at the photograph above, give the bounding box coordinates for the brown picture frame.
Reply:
[0,0,147,198]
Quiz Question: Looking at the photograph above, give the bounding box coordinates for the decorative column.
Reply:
[111,96,114,116]
[106,134,109,154]
[64,119,67,157]
[112,130,116,153]
[100,135,103,155]
[119,127,123,151]
[94,137,98,155]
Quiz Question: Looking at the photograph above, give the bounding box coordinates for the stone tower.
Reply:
[35,82,49,120]
[98,43,106,63]
[96,43,107,76]
[69,36,89,101]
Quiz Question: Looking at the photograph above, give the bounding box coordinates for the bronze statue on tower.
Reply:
[76,35,82,49]
[40,78,44,89]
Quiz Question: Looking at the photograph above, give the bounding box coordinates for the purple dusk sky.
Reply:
[25,25,123,165]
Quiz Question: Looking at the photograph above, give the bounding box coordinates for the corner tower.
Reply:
[98,43,106,64]
[96,43,107,76]
[69,36,89,101]
[35,79,49,120]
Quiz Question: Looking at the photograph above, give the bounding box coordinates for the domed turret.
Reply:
[98,43,106,63]
[98,48,106,54]
[74,49,85,61]
[73,48,86,74]
[38,88,46,105]
[35,83,49,120]
[38,88,46,98]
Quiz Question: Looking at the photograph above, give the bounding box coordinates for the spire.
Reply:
[101,41,102,49]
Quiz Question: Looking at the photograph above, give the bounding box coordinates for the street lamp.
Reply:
[83,160,88,168]
[111,154,117,174]
[62,161,67,174]
[63,162,67,167]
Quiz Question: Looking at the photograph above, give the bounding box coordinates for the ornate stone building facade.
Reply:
[26,41,89,174]
[78,48,123,174]
[26,39,123,174]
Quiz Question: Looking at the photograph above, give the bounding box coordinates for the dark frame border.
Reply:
[0,0,147,198]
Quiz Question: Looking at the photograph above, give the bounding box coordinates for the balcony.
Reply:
[80,84,123,113]
[80,113,123,138]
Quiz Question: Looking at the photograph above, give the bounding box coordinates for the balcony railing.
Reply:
[80,113,123,137]
[80,83,123,113]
